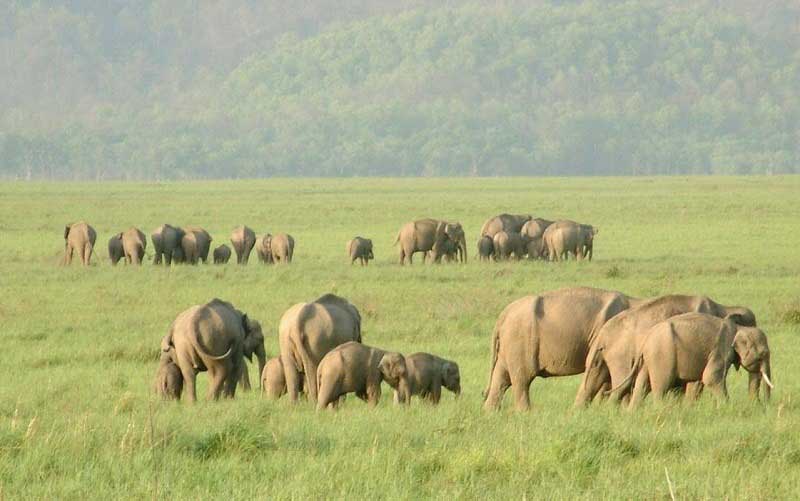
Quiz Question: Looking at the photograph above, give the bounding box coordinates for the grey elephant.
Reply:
[427,236,460,263]
[492,231,525,260]
[181,226,213,265]
[213,244,232,264]
[108,234,124,265]
[264,233,294,263]
[347,237,374,265]
[230,226,256,264]
[394,218,467,264]
[279,293,362,402]
[119,227,147,265]
[610,313,772,406]
[477,236,494,261]
[316,341,412,409]
[260,356,289,399]
[160,298,266,402]
[63,222,97,266]
[484,287,641,411]
[151,224,185,265]
[479,214,532,238]
[542,220,596,261]
[520,218,553,259]
[575,294,757,406]
[153,352,183,400]
[395,353,460,404]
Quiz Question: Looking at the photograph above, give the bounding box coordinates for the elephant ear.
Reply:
[241,314,250,336]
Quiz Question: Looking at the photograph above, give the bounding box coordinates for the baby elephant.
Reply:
[316,342,411,409]
[347,236,374,265]
[153,352,183,400]
[477,235,494,261]
[396,353,461,404]
[260,356,288,399]
[213,244,232,264]
[614,312,773,406]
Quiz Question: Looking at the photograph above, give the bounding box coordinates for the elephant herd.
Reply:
[62,213,594,268]
[155,294,461,408]
[154,287,772,412]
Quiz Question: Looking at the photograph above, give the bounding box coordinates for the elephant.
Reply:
[160,298,266,402]
[477,235,494,261]
[260,356,289,399]
[63,222,97,266]
[279,293,362,402]
[256,234,273,263]
[483,287,641,411]
[492,231,525,260]
[395,353,460,404]
[316,341,411,409]
[151,224,185,265]
[108,234,124,265]
[153,352,183,400]
[427,236,460,263]
[181,226,213,265]
[395,218,467,264]
[542,220,596,261]
[230,226,256,264]
[479,214,532,238]
[347,237,374,265]
[579,224,597,261]
[120,227,147,265]
[213,244,232,264]
[520,218,553,259]
[265,233,294,263]
[575,294,757,406]
[609,313,772,406]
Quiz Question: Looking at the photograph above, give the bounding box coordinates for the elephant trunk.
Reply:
[459,234,468,263]
[256,345,267,389]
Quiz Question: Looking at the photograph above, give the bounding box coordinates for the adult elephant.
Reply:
[484,287,641,411]
[181,226,213,264]
[265,233,295,263]
[492,231,525,260]
[479,214,532,238]
[63,222,97,266]
[574,294,757,406]
[230,226,256,265]
[520,218,553,259]
[108,234,124,265]
[160,298,266,402]
[151,224,185,265]
[542,220,596,261]
[278,293,362,402]
[121,227,147,265]
[394,218,467,265]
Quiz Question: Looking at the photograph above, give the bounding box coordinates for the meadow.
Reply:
[1,176,799,499]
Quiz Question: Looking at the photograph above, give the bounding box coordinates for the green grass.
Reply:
[1,176,799,499]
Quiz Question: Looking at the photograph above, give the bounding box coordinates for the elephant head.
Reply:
[365,239,374,260]
[379,352,411,404]
[241,315,267,385]
[441,361,461,396]
[724,306,757,327]
[434,221,467,262]
[732,326,772,401]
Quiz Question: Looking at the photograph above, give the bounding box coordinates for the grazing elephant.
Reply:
[348,237,374,265]
[317,341,412,409]
[160,298,266,402]
[265,233,294,263]
[230,226,256,264]
[575,294,757,406]
[261,357,290,399]
[63,222,97,266]
[213,244,232,264]
[153,352,183,400]
[492,231,525,260]
[395,218,467,264]
[480,214,532,238]
[279,293,362,402]
[108,234,124,265]
[120,227,147,265]
[151,224,185,265]
[396,353,460,404]
[484,287,641,411]
[520,218,553,259]
[542,220,595,261]
[181,226,213,265]
[610,313,772,406]
[477,236,494,261]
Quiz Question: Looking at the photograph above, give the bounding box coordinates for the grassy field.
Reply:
[1,177,799,499]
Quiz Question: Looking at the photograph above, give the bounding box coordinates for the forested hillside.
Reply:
[1,1,798,179]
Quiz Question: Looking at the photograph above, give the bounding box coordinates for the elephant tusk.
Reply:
[761,371,774,389]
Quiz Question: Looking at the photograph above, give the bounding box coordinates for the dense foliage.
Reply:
[1,1,798,179]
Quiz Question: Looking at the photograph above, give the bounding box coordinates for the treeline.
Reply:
[1,1,799,179]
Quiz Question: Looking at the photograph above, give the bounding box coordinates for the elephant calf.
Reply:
[154,352,183,400]
[477,236,494,261]
[261,356,288,399]
[397,353,460,404]
[213,244,232,264]
[347,236,374,265]
[316,342,411,410]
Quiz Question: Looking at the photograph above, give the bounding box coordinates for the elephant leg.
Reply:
[206,367,226,400]
[575,362,609,407]
[629,368,651,408]
[366,381,382,407]
[239,362,251,391]
[510,372,534,411]
[178,364,197,403]
[484,359,511,411]
[702,365,728,403]
[647,365,672,403]
[82,244,92,265]
[224,362,242,398]
[430,381,442,405]
[283,363,302,402]
[685,382,704,401]
[316,378,338,410]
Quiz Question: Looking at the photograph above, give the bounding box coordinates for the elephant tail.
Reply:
[186,325,233,369]
[392,230,400,247]
[604,353,642,400]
